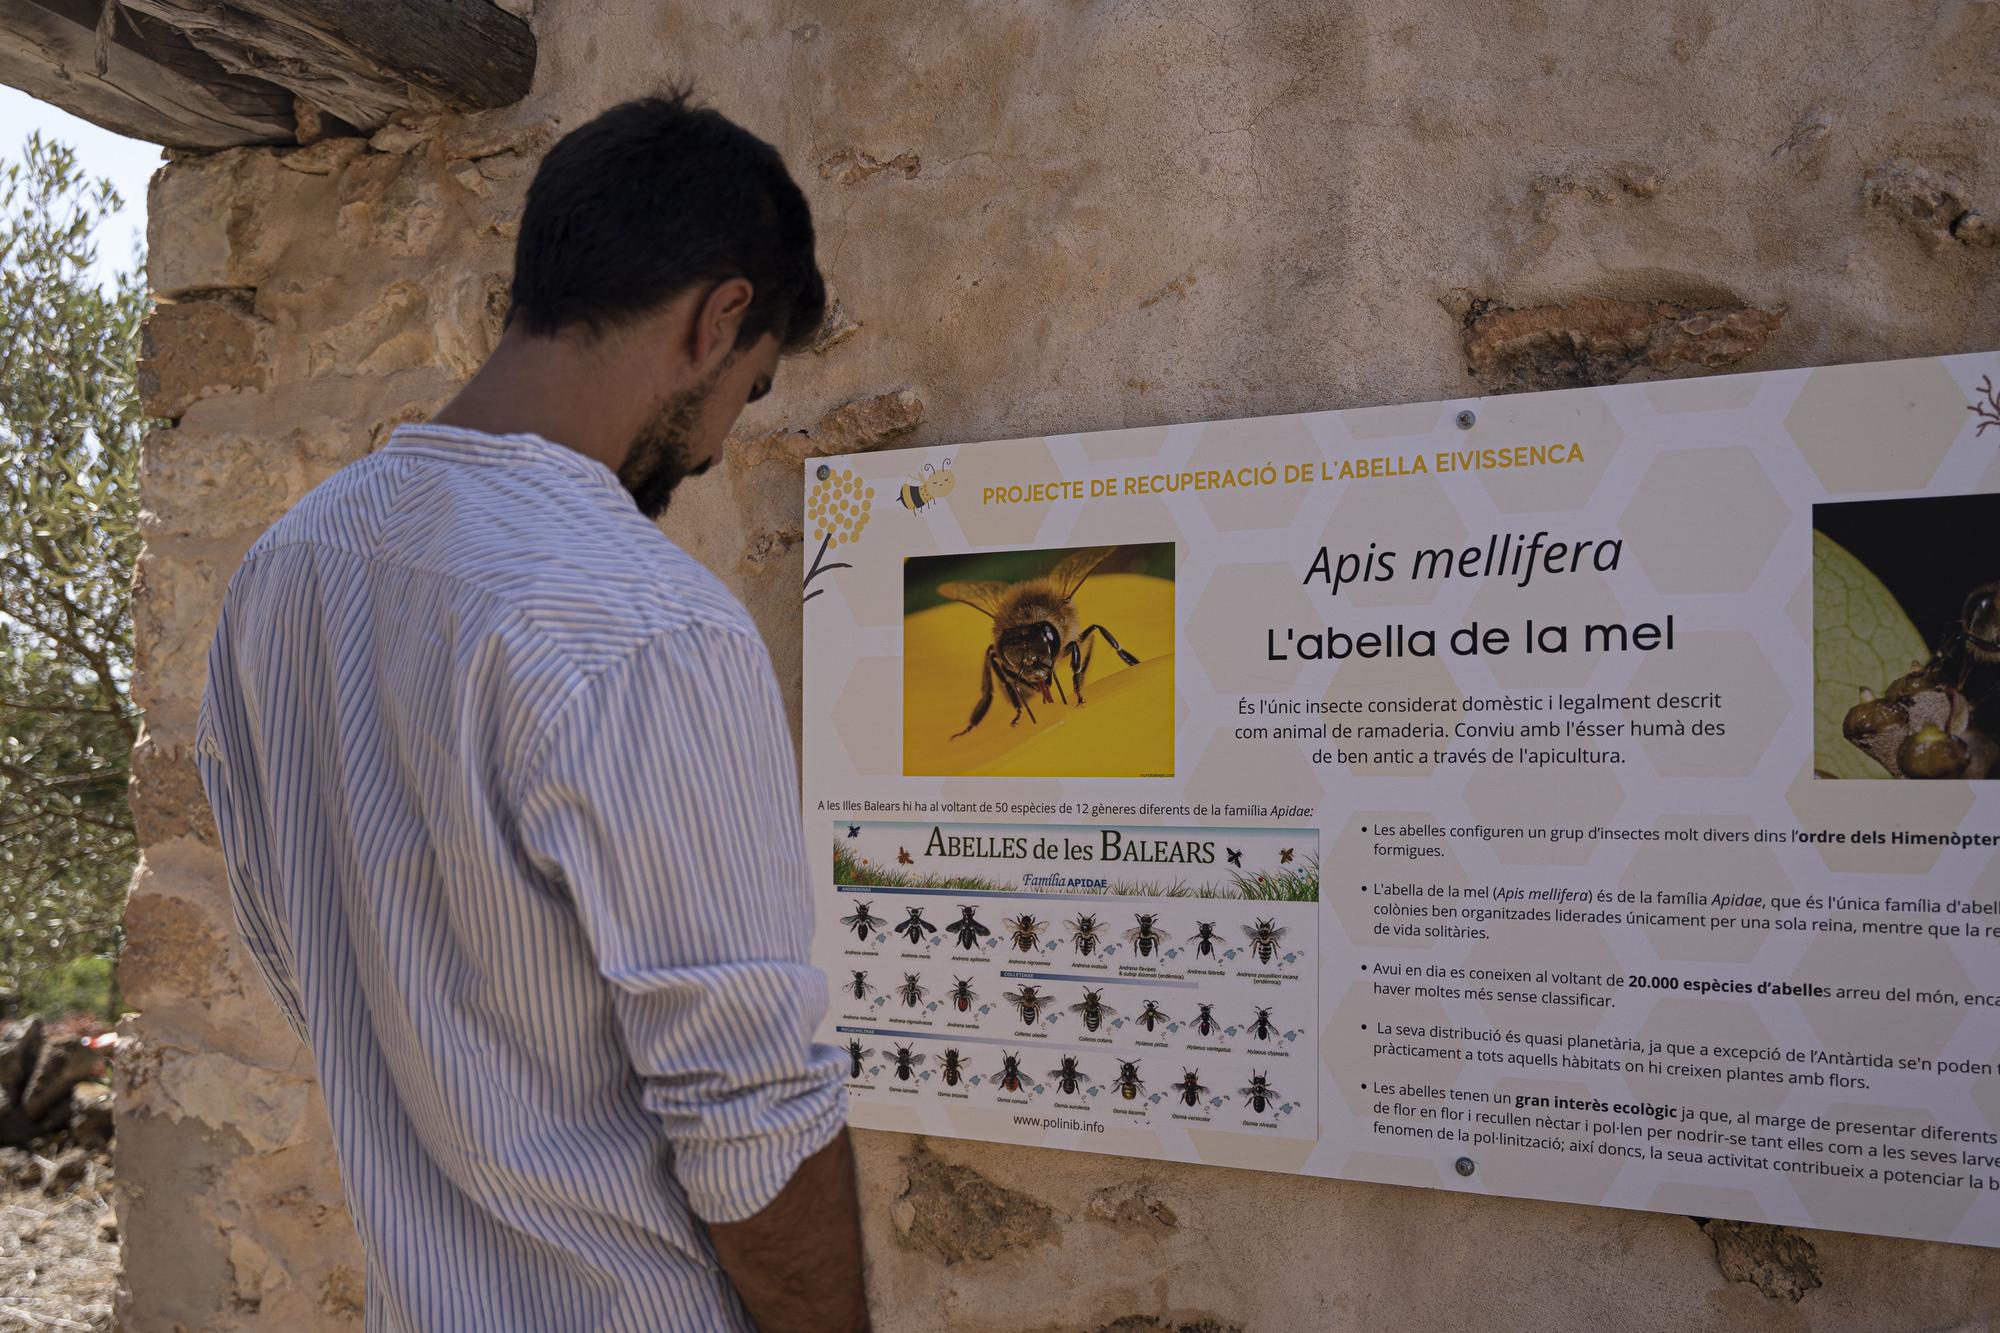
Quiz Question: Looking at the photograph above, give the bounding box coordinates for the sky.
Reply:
[0,84,163,289]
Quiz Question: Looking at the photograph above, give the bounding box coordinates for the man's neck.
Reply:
[429,328,633,476]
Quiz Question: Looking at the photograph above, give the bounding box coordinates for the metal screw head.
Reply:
[816,463,831,480]
[1455,1156,1476,1176]
[1455,410,1477,431]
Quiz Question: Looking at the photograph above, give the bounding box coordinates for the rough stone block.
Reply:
[138,294,271,420]
[129,735,215,847]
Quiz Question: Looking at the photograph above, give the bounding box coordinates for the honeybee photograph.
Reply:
[1813,493,2000,779]
[903,543,1175,777]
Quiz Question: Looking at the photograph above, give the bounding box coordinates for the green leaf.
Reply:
[1813,530,1927,779]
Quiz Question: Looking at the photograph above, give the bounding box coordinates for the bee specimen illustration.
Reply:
[846,825,861,839]
[1225,847,1242,867]
[847,970,871,1001]
[1243,917,1289,965]
[1192,921,1220,958]
[1240,1072,1279,1114]
[846,1039,873,1079]
[949,976,978,1013]
[1003,984,1049,1025]
[1279,847,1295,864]
[1249,1006,1278,1043]
[1066,912,1104,956]
[897,846,914,865]
[1113,1060,1145,1101]
[1005,913,1045,952]
[840,901,884,942]
[897,973,927,1008]
[1069,987,1113,1032]
[1135,1000,1170,1032]
[996,1052,1029,1093]
[1192,1003,1218,1038]
[940,1048,966,1087]
[1049,1056,1088,1096]
[1174,1068,1209,1108]
[939,545,1142,737]
[894,906,938,946]
[1125,913,1168,958]
[948,905,992,951]
[891,1045,926,1082]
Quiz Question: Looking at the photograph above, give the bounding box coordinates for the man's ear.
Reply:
[690,276,754,369]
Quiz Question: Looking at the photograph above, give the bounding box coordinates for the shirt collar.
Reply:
[380,423,634,504]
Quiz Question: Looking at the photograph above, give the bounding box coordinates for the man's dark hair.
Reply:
[507,89,826,352]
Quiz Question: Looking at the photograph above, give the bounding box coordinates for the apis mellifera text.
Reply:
[939,546,1142,738]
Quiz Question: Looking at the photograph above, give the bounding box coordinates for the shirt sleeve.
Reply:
[514,620,847,1224]
[196,626,312,1047]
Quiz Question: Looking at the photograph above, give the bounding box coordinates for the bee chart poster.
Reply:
[800,352,2000,1247]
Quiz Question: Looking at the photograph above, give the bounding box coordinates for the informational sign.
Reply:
[800,353,2000,1247]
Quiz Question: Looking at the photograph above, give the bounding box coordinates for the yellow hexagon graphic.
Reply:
[1783,357,1967,494]
[1184,413,1320,531]
[1620,446,1787,595]
[946,436,1061,549]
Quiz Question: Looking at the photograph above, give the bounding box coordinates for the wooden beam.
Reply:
[119,0,534,130]
[0,0,534,147]
[0,0,296,147]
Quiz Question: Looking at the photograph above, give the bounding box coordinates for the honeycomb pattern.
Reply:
[1185,562,1323,694]
[1619,446,1787,596]
[1184,412,1321,531]
[1783,356,1967,494]
[1627,630,1789,779]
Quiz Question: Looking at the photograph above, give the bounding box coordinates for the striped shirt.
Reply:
[194,423,846,1332]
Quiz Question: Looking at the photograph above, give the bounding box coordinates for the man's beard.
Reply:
[617,362,725,519]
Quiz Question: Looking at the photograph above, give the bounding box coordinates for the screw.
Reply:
[1455,409,1476,430]
[1455,1156,1476,1177]
[816,463,831,480]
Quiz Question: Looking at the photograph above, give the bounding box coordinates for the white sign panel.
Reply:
[801,353,2000,1246]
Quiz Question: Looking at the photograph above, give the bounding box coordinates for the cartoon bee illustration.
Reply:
[1192,921,1220,958]
[949,976,978,1013]
[1136,1000,1170,1032]
[1049,1056,1088,1096]
[1192,1003,1218,1037]
[894,906,938,946]
[1175,1068,1209,1108]
[897,973,927,1008]
[897,460,956,513]
[1066,912,1104,956]
[948,906,992,951]
[940,1048,966,1087]
[1279,847,1295,864]
[840,901,884,942]
[846,1039,873,1079]
[1225,847,1243,867]
[891,1045,926,1082]
[1243,917,1289,966]
[1113,1060,1145,1101]
[1005,913,1045,953]
[847,970,871,1001]
[1125,913,1168,958]
[995,1052,1029,1094]
[1240,1071,1279,1114]
[1003,985,1049,1025]
[1249,1006,1278,1043]
[939,545,1142,738]
[897,847,914,865]
[1069,987,1114,1032]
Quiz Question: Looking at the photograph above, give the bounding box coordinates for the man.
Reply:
[194,92,868,1332]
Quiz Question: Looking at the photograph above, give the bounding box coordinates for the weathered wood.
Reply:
[120,0,534,129]
[0,0,534,147]
[0,0,296,147]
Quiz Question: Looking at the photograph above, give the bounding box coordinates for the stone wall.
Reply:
[119,2,2000,1328]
